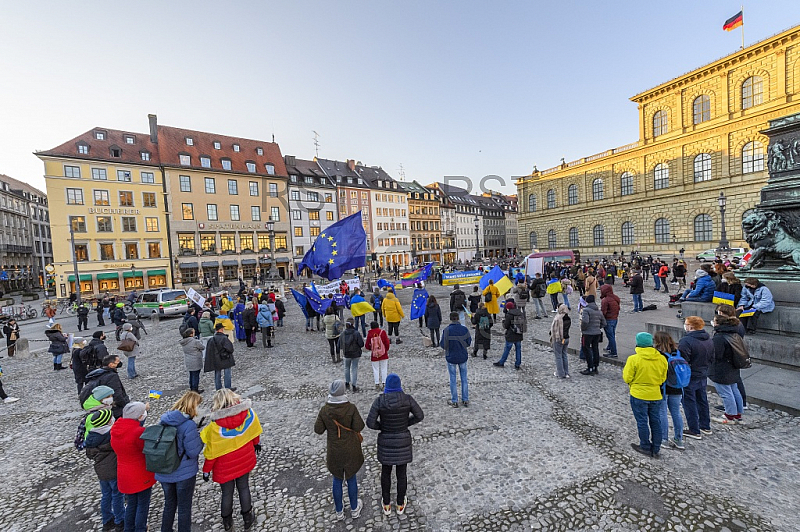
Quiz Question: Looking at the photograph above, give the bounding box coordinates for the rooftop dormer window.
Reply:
[213,141,221,150]
[265,164,275,175]
[179,154,191,166]
[246,162,256,173]
[110,146,122,158]
[221,158,231,171]
[94,130,106,140]
[141,151,151,161]
[256,147,263,156]
[124,135,135,144]
[200,156,211,168]
[186,137,194,146]
[77,143,89,155]
[233,144,240,152]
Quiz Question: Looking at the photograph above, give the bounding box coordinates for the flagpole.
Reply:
[740,5,744,50]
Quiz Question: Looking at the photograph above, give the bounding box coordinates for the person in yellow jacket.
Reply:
[214,313,236,343]
[545,275,563,312]
[381,291,405,344]
[622,332,668,458]
[481,281,500,322]
[220,296,234,315]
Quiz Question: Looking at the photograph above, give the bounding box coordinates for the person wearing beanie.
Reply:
[81,384,115,412]
[338,319,365,392]
[314,380,365,522]
[198,311,216,338]
[677,269,715,303]
[622,332,668,458]
[494,300,526,370]
[111,401,155,532]
[366,373,424,517]
[579,294,606,376]
[85,406,124,532]
[442,311,472,406]
[118,322,140,380]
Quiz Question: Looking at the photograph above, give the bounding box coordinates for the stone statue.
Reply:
[768,139,789,172]
[741,210,800,270]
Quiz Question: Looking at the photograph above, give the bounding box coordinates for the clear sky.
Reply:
[1,1,797,195]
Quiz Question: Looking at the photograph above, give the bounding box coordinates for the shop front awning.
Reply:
[179,262,198,269]
[240,259,257,265]
[96,272,119,281]
[122,270,144,278]
[222,260,239,267]
[146,269,167,276]
[201,261,219,268]
[68,274,93,282]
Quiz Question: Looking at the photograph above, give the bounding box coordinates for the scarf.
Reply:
[327,394,350,404]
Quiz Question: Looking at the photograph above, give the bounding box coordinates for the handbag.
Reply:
[484,292,493,303]
[333,419,363,443]
[118,338,136,352]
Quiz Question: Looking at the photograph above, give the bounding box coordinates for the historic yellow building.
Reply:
[37,127,172,297]
[517,25,800,258]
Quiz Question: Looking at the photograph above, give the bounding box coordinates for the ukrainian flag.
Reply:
[348,294,375,317]
[712,291,735,306]
[739,309,756,318]
[149,390,162,399]
[479,265,513,296]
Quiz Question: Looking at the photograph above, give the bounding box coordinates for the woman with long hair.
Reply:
[550,304,571,378]
[45,322,69,371]
[653,332,685,450]
[424,296,442,347]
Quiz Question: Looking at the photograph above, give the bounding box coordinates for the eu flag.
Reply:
[304,287,332,314]
[410,288,429,321]
[290,288,309,319]
[297,212,367,280]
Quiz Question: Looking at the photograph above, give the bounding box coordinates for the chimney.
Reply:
[148,114,158,144]
[347,159,356,171]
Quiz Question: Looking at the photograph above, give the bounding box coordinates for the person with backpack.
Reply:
[710,314,747,424]
[370,289,384,327]
[493,301,525,370]
[83,354,130,420]
[449,284,467,326]
[255,301,276,349]
[241,301,257,348]
[653,332,687,450]
[46,322,69,371]
[181,308,199,339]
[470,302,492,359]
[424,296,443,348]
[579,295,606,376]
[111,401,155,532]
[84,408,124,532]
[314,379,366,521]
[442,312,472,407]
[381,291,404,345]
[482,280,501,322]
[366,373,424,517]
[678,316,714,440]
[180,328,205,394]
[201,389,262,531]
[600,285,620,359]
[513,281,529,317]
[155,391,204,532]
[550,304,571,379]
[366,321,390,390]
[77,302,90,332]
[338,319,364,393]
[323,306,343,363]
[70,337,89,394]
[118,323,140,380]
[622,333,668,458]
[204,323,236,391]
[467,286,482,315]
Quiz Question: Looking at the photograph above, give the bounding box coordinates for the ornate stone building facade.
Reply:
[517,25,800,258]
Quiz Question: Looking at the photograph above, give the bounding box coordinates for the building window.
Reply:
[295,246,304,256]
[228,179,238,195]
[221,159,232,170]
[145,217,159,232]
[119,191,134,206]
[653,163,669,190]
[275,235,287,249]
[527,194,537,212]
[294,227,303,237]
[653,110,668,137]
[200,157,211,168]
[266,164,275,175]
[593,225,605,246]
[529,231,537,249]
[64,165,81,178]
[66,188,84,205]
[256,147,263,156]
[592,179,603,201]
[249,182,259,196]
[233,144,240,152]
[326,211,334,221]
[99,243,115,260]
[305,176,314,184]
[148,242,161,258]
[97,216,113,232]
[742,141,764,173]
[185,137,194,146]
[93,190,110,206]
[619,172,634,196]
[220,234,235,252]
[251,206,261,221]
[308,191,319,202]
[230,205,240,221]
[290,190,300,201]
[694,154,712,182]
[207,204,218,221]
[182,203,194,220]
[205,177,216,194]
[258,233,270,251]
[654,218,670,244]
[547,229,557,249]
[693,95,711,124]
[694,214,713,241]
[621,221,635,246]
[178,234,195,252]
[78,144,89,154]
[117,170,131,182]
[200,234,216,253]
[742,76,763,110]
[309,210,320,221]
[567,184,578,205]
[179,175,191,192]
[213,141,221,150]
[124,243,138,260]
[141,171,155,183]
[74,244,88,261]
[269,183,278,197]
[270,207,280,221]
[141,151,151,161]
[547,189,556,209]
[310,226,320,237]
[70,216,86,233]
[246,162,256,173]
[95,131,106,140]
[121,217,137,232]
[291,210,301,220]
[91,168,107,180]
[569,227,579,247]
[142,192,156,207]
[179,154,191,166]
[240,234,253,251]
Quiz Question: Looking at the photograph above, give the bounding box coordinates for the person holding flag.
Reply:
[480,266,512,323]
[297,212,367,281]
[409,286,429,340]
[348,288,375,337]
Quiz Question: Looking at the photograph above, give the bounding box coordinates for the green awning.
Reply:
[68,274,93,282]
[123,270,144,278]
[97,272,119,280]
[146,269,166,276]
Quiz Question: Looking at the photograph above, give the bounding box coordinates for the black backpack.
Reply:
[517,286,529,300]
[453,292,466,310]
[79,374,103,405]
[724,334,752,369]
[80,344,101,370]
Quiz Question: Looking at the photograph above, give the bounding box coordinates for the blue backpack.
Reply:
[666,350,691,389]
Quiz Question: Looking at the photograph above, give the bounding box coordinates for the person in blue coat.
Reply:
[156,391,204,532]
[232,299,246,341]
[678,269,715,303]
[441,312,472,407]
[256,302,276,348]
[737,277,775,334]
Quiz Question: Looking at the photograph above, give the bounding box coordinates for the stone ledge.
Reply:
[680,301,800,336]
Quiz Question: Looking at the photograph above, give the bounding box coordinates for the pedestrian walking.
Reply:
[204,323,236,391]
[381,291,404,344]
[442,312,471,407]
[338,319,364,393]
[84,408,124,532]
[180,328,205,393]
[45,304,56,327]
[623,333,668,458]
[579,295,606,376]
[200,389,262,531]
[470,302,492,359]
[314,379,365,522]
[600,284,620,358]
[118,323,140,379]
[424,296,442,347]
[652,332,685,450]
[678,316,714,440]
[366,321,390,390]
[467,286,481,315]
[366,374,424,517]
[323,307,343,363]
[482,280,501,322]
[550,304,571,378]
[530,273,548,319]
[256,301,276,348]
[46,322,69,371]
[96,299,106,327]
[494,301,525,369]
[110,402,155,532]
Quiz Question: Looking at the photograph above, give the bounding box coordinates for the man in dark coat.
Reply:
[494,301,526,369]
[629,270,644,312]
[77,303,90,331]
[441,312,471,407]
[204,323,236,390]
[678,316,714,439]
[83,355,130,419]
[183,308,199,337]
[449,284,467,326]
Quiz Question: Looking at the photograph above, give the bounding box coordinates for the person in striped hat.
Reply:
[85,408,124,531]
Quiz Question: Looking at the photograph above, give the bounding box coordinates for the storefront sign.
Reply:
[88,208,141,215]
[199,222,265,230]
[442,270,482,286]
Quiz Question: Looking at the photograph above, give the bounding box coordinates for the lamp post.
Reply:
[717,191,730,252]
[69,220,81,304]
[473,215,481,262]
[266,217,280,281]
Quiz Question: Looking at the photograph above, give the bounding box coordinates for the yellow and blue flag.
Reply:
[201,407,263,461]
[479,265,513,295]
[739,309,756,318]
[712,291,735,306]
[409,288,429,321]
[297,212,366,280]
[348,294,375,317]
[148,389,162,399]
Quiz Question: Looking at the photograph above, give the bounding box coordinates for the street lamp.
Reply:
[266,216,280,281]
[473,215,481,262]
[130,264,136,290]
[717,191,730,252]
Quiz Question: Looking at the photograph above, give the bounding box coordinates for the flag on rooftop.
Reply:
[723,11,743,31]
[401,262,436,287]
[712,291,735,306]
[409,288,429,321]
[479,265,513,295]
[297,212,366,280]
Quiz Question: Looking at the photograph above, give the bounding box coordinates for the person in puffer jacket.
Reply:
[110,402,155,532]
[678,269,715,302]
[623,332,668,458]
[600,284,620,358]
[366,374,424,517]
[580,295,607,375]
[255,302,276,348]
[156,391,204,532]
[180,329,205,393]
[46,323,69,371]
[85,408,124,532]
[201,389,262,531]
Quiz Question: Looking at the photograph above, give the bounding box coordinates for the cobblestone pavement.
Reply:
[0,282,798,531]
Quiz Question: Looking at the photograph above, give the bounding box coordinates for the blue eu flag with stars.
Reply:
[410,288,429,321]
[297,212,367,280]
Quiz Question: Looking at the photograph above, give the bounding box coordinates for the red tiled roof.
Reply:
[0,174,46,197]
[157,125,287,177]
[36,127,160,165]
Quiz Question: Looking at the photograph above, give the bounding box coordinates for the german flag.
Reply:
[723,11,743,31]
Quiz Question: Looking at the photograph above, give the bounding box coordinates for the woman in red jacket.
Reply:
[365,321,390,390]
[201,389,263,531]
[110,401,155,532]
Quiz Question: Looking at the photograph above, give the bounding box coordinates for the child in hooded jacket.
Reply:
[85,408,124,532]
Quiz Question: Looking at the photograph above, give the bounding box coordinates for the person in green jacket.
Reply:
[622,332,668,458]
[198,312,215,338]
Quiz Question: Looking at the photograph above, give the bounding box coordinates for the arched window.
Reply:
[694,153,712,182]
[592,178,604,201]
[694,214,713,241]
[593,225,605,246]
[742,141,765,173]
[569,227,579,247]
[620,172,634,196]
[548,229,557,249]
[547,189,556,209]
[654,218,670,244]
[654,163,669,190]
[653,110,668,137]
[742,76,763,109]
[529,231,538,249]
[621,222,635,246]
[568,184,578,205]
[528,194,537,212]
[693,95,710,124]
